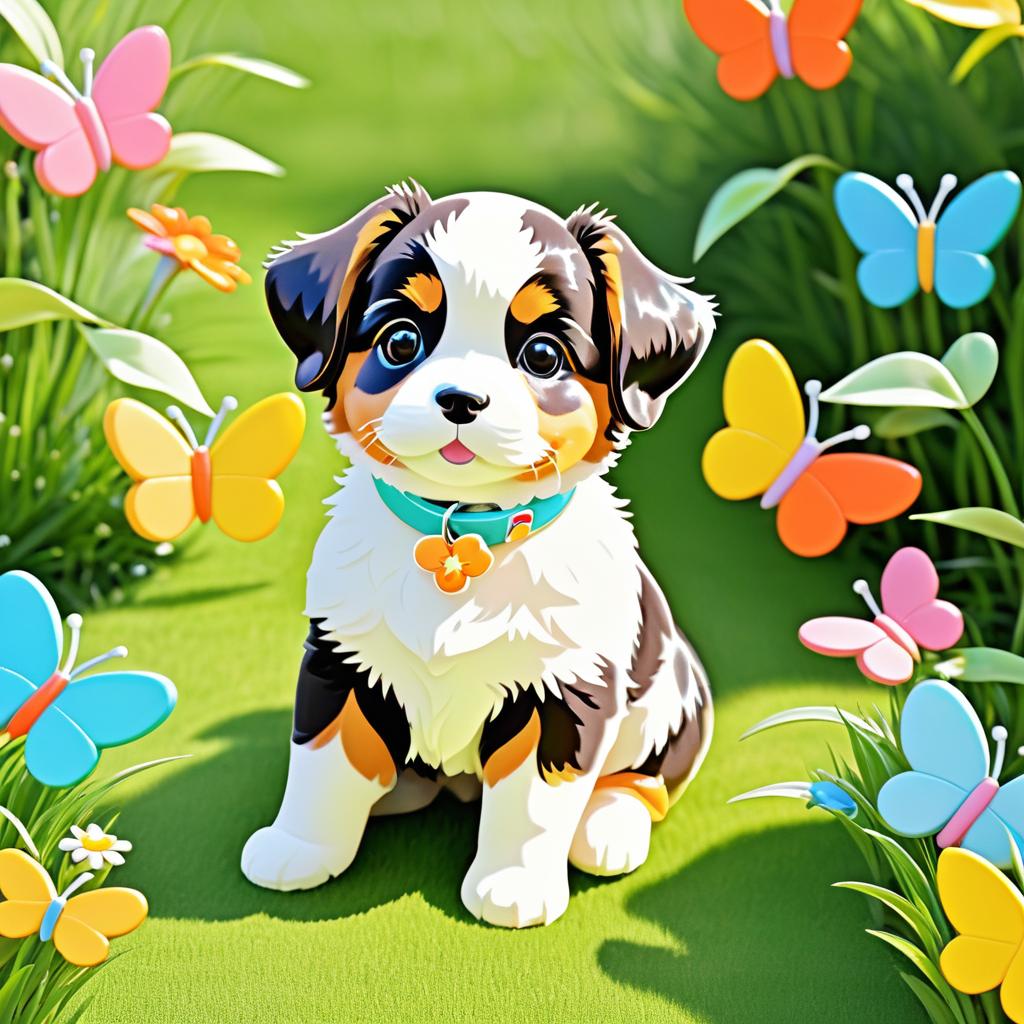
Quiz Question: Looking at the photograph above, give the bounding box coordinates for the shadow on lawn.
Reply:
[597,822,922,1023]
[116,708,478,924]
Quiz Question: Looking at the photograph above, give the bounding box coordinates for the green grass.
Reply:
[45,1,926,1019]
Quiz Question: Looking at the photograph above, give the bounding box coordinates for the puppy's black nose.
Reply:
[435,387,490,425]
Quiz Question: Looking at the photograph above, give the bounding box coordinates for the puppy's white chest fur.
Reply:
[305,466,640,774]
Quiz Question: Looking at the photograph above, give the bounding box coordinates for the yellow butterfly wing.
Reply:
[53,887,148,968]
[105,399,197,541]
[702,339,806,501]
[938,849,1024,1004]
[207,393,305,542]
[0,850,54,938]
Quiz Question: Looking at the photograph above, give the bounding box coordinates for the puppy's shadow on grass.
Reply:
[115,709,476,923]
[598,823,923,1023]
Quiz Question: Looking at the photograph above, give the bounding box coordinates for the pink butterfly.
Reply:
[798,546,964,686]
[0,26,171,197]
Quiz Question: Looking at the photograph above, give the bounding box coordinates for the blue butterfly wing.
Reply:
[936,171,1021,255]
[900,679,989,788]
[962,807,1015,869]
[857,251,920,309]
[51,671,177,749]
[0,571,61,687]
[877,771,965,836]
[24,705,98,788]
[835,174,919,308]
[0,667,37,727]
[934,251,997,309]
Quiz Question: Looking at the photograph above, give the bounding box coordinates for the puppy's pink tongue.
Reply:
[440,439,476,465]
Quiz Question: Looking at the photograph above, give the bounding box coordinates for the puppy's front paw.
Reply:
[461,862,569,928]
[241,825,357,892]
[569,789,652,877]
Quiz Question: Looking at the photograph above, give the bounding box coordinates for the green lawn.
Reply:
[68,1,922,1020]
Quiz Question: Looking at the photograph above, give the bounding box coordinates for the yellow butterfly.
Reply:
[104,392,306,543]
[938,847,1024,1022]
[0,848,147,967]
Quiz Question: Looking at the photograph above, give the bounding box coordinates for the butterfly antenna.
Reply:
[60,614,83,676]
[804,380,822,440]
[853,579,883,619]
[39,60,82,101]
[166,406,199,449]
[820,423,871,453]
[927,173,959,223]
[896,173,928,223]
[992,725,1009,778]
[60,872,94,900]
[69,645,127,681]
[203,396,239,447]
[80,48,95,97]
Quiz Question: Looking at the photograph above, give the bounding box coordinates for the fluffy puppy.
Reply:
[241,182,716,928]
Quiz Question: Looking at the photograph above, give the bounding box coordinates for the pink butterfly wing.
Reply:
[857,637,916,686]
[92,26,172,169]
[798,616,885,656]
[880,546,963,650]
[0,65,78,148]
[34,133,98,197]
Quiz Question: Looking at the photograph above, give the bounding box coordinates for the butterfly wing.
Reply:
[0,65,78,149]
[211,477,285,542]
[934,172,1021,309]
[880,546,964,650]
[92,26,172,169]
[683,0,778,101]
[24,706,99,788]
[804,453,922,524]
[962,808,1015,868]
[52,671,176,749]
[835,173,919,307]
[789,0,862,90]
[798,616,885,656]
[0,849,54,939]
[0,667,38,732]
[857,636,917,685]
[0,570,61,687]
[703,340,805,501]
[939,848,1024,996]
[878,771,967,836]
[775,471,847,557]
[53,888,148,967]
[902,680,990,787]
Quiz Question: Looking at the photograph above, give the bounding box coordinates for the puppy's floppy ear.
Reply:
[265,181,431,394]
[567,205,716,431]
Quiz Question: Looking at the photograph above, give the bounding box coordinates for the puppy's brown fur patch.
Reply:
[594,772,669,821]
[510,280,559,324]
[334,351,404,467]
[399,273,443,313]
[313,691,396,786]
[482,708,540,787]
[518,375,599,481]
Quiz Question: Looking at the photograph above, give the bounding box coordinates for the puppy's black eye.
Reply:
[376,320,423,367]
[518,335,564,379]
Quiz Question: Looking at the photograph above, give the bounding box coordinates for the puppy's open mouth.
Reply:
[439,438,476,465]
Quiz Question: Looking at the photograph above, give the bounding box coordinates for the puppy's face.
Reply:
[266,185,715,503]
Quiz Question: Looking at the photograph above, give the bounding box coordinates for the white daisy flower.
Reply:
[58,823,132,870]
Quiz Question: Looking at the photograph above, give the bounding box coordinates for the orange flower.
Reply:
[414,533,493,594]
[128,204,252,293]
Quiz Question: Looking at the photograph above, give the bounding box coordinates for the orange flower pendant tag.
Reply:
[413,505,494,595]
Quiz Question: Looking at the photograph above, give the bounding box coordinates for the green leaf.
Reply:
[952,23,1024,81]
[79,326,213,415]
[899,972,959,1024]
[741,706,884,740]
[934,646,1024,684]
[912,507,1024,549]
[821,351,967,409]
[153,132,284,177]
[171,53,310,88]
[866,930,956,1000]
[907,0,1022,28]
[0,0,62,67]
[941,332,998,406]
[693,154,839,262]
[0,278,108,331]
[834,882,942,957]
[873,408,959,439]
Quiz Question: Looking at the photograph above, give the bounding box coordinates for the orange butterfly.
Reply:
[683,0,863,101]
[702,340,921,558]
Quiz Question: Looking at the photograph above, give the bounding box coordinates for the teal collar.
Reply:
[373,477,575,546]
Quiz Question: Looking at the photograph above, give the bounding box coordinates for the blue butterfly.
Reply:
[0,570,176,788]
[834,170,1021,309]
[877,679,1024,869]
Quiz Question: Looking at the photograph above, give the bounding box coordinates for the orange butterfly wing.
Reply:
[776,453,921,558]
[789,0,862,90]
[683,0,778,101]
